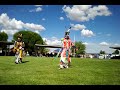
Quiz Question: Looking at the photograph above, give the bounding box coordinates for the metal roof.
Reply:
[35,44,62,48]
[0,41,14,45]
[109,47,120,50]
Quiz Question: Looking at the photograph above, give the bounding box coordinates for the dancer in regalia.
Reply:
[59,29,74,69]
[13,34,25,64]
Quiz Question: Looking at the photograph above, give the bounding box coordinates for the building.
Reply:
[0,41,14,56]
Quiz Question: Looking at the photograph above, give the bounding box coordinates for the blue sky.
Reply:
[0,5,120,53]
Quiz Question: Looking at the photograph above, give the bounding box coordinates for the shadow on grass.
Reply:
[22,60,29,63]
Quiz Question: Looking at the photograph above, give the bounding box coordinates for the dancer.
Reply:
[13,34,25,64]
[59,28,74,69]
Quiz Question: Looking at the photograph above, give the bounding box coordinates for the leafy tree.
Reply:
[71,41,86,55]
[0,32,8,41]
[112,49,119,54]
[13,30,44,55]
[100,50,106,54]
[0,32,8,55]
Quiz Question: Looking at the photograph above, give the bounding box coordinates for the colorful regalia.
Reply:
[13,34,25,64]
[59,31,74,69]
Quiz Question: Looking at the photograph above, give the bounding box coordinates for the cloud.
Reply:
[42,18,45,21]
[85,42,114,54]
[34,30,40,34]
[43,37,62,52]
[100,42,109,46]
[36,7,42,12]
[1,29,19,35]
[82,42,89,45]
[59,17,64,20]
[81,29,94,37]
[70,23,86,30]
[29,7,42,12]
[0,13,45,35]
[106,34,111,36]
[43,37,62,46]
[70,24,94,37]
[24,23,45,30]
[35,5,42,7]
[62,5,112,22]
[114,43,119,46]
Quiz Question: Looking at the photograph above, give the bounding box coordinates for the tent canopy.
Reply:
[35,44,62,48]
[109,47,120,50]
[0,41,14,45]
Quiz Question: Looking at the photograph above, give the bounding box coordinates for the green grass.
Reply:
[0,56,120,85]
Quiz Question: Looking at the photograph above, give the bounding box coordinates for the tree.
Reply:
[71,41,86,55]
[13,30,44,56]
[0,32,8,55]
[100,50,105,54]
[112,49,119,54]
[0,32,8,41]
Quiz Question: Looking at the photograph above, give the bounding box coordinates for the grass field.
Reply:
[0,56,120,85]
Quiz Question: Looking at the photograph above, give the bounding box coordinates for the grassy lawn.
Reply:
[0,56,120,85]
